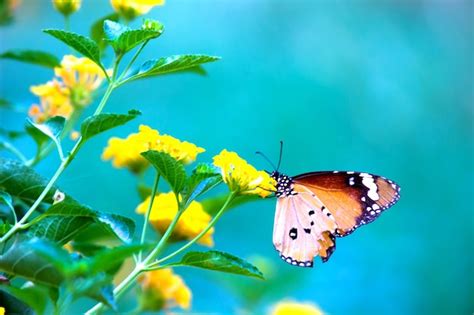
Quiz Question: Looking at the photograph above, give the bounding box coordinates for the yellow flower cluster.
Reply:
[213,149,275,197]
[102,125,205,173]
[110,0,164,20]
[29,80,72,123]
[136,192,214,246]
[270,301,324,315]
[28,55,106,123]
[138,268,191,311]
[54,55,106,107]
[0,306,4,315]
[52,0,81,16]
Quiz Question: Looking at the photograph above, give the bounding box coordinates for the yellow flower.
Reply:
[28,55,105,122]
[270,301,324,315]
[136,192,214,246]
[102,125,205,173]
[110,0,164,20]
[138,268,191,311]
[213,149,275,197]
[52,0,81,16]
[29,80,73,122]
[54,55,106,107]
[0,306,4,315]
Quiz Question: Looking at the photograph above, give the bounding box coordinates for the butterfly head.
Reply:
[270,171,295,198]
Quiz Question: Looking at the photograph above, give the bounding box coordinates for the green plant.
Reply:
[0,5,276,314]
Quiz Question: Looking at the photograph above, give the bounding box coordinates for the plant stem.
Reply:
[153,192,235,266]
[85,202,184,314]
[64,15,70,32]
[93,82,115,115]
[28,107,83,166]
[85,192,236,314]
[85,212,182,315]
[0,155,68,243]
[138,173,160,261]
[0,83,116,244]
[118,40,149,82]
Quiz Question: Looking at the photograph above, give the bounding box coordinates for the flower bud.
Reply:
[142,18,164,33]
[52,0,81,16]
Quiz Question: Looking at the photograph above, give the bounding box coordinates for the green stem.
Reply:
[111,55,123,82]
[138,173,160,261]
[86,199,184,314]
[118,40,149,82]
[64,15,70,32]
[0,155,69,243]
[85,192,236,314]
[0,83,116,244]
[93,82,115,116]
[28,107,83,166]
[153,192,235,267]
[143,204,184,265]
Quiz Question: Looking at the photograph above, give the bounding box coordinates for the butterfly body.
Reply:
[270,170,400,267]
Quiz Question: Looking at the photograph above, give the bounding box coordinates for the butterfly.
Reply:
[259,144,401,268]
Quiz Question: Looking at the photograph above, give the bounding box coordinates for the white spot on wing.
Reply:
[362,176,379,201]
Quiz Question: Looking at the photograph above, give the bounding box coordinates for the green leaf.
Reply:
[0,49,60,68]
[141,150,187,195]
[43,29,104,70]
[25,238,118,309]
[0,285,49,315]
[87,244,149,274]
[0,222,13,236]
[29,201,135,244]
[123,54,220,83]
[0,289,36,315]
[176,250,264,279]
[26,117,65,158]
[72,273,116,309]
[0,158,62,204]
[103,20,129,42]
[70,242,106,257]
[72,223,123,245]
[90,13,120,50]
[80,109,141,141]
[0,190,13,210]
[97,212,136,243]
[0,238,65,287]
[104,20,163,55]
[182,163,222,207]
[0,190,15,222]
[27,238,73,275]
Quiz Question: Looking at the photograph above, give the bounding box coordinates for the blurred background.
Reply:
[0,0,473,314]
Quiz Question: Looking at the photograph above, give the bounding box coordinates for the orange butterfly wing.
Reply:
[294,171,400,236]
[272,171,400,267]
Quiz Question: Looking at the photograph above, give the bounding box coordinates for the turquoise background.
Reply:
[0,1,473,314]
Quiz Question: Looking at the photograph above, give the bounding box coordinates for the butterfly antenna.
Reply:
[255,151,277,171]
[276,140,283,171]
